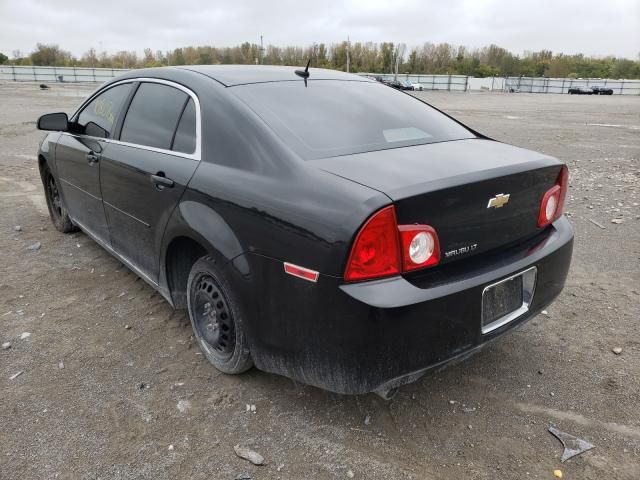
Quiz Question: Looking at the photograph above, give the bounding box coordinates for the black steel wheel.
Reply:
[46,172,61,216]
[41,163,76,233]
[192,274,235,359]
[187,256,253,374]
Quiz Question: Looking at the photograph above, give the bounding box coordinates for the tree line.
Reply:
[3,42,639,79]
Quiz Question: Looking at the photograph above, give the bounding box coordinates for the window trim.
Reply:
[69,77,202,161]
[112,81,140,140]
[170,97,195,153]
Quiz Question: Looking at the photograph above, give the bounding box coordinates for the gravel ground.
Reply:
[1,82,639,480]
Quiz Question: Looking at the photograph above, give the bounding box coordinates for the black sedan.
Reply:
[567,86,594,95]
[36,66,573,398]
[592,86,614,95]
[377,78,406,90]
[400,80,415,91]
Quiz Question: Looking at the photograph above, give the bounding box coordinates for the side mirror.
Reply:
[37,112,69,132]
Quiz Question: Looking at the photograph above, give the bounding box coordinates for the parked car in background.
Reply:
[411,82,425,91]
[385,79,404,90]
[376,78,413,91]
[592,86,614,95]
[36,65,573,398]
[400,80,415,91]
[568,86,594,95]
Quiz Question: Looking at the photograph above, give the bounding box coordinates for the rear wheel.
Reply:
[41,163,76,233]
[187,256,253,374]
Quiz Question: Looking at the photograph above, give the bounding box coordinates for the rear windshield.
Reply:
[231,80,475,159]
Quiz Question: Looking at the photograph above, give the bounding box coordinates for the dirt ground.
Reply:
[1,82,639,480]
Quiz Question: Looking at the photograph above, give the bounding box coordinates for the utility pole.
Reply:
[260,35,264,65]
[394,49,399,81]
[346,36,350,73]
[394,43,405,81]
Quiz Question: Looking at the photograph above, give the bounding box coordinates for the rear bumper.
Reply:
[231,216,574,395]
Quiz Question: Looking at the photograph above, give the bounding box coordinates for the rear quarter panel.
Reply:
[182,161,389,276]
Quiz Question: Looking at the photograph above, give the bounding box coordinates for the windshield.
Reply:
[231,80,475,160]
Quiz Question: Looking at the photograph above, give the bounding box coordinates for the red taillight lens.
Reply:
[537,165,568,227]
[344,206,440,282]
[344,206,401,281]
[398,225,440,271]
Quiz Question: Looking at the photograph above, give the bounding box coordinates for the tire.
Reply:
[186,255,253,374]
[41,162,77,233]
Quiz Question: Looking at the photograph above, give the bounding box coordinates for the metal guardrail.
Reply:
[359,73,640,95]
[0,65,131,83]
[2,66,639,95]
[357,73,469,91]
[503,76,640,95]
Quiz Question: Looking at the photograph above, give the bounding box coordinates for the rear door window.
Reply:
[171,98,196,154]
[120,83,188,150]
[76,83,132,138]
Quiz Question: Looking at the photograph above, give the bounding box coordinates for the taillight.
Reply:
[537,165,568,227]
[398,225,440,271]
[344,206,440,282]
[344,206,401,281]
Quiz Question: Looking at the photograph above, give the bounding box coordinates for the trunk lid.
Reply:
[310,139,563,265]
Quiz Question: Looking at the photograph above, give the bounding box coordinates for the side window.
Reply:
[76,83,131,138]
[172,98,196,154]
[120,83,187,150]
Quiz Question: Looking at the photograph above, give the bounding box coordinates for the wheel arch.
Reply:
[38,149,58,178]
[37,154,48,181]
[164,235,208,309]
[160,199,246,309]
[37,131,61,172]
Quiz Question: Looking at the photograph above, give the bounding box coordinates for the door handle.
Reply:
[150,173,174,190]
[86,152,100,164]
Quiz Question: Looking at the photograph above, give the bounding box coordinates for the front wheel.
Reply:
[187,256,253,374]
[41,163,76,233]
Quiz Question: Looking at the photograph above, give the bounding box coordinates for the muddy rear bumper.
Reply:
[232,217,574,395]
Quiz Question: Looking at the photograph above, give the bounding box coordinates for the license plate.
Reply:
[481,267,537,334]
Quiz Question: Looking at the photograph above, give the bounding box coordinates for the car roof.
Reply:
[172,65,373,87]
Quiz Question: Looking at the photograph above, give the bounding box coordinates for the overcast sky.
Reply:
[1,0,638,59]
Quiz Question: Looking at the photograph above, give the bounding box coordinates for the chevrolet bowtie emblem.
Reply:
[487,193,510,208]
